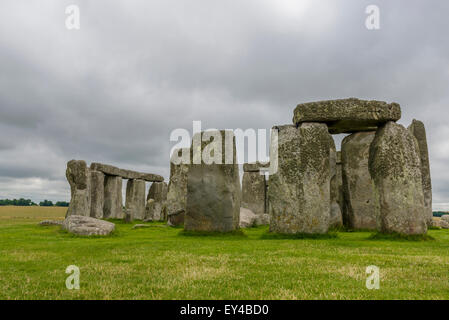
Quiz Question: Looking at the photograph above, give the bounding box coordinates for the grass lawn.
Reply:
[1,206,449,300]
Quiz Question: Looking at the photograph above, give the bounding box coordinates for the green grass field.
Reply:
[1,206,449,300]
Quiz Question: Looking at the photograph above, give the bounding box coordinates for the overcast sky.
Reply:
[0,0,448,208]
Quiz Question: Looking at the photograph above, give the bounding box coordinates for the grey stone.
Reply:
[369,121,427,235]
[125,179,146,220]
[90,162,163,182]
[66,160,90,217]
[408,119,433,226]
[241,171,266,214]
[167,209,185,227]
[254,213,270,226]
[293,98,401,134]
[62,215,115,236]
[185,130,241,232]
[132,224,151,229]
[341,131,377,230]
[90,170,104,219]
[329,142,343,228]
[103,175,123,219]
[146,182,168,221]
[268,123,332,234]
[239,207,257,228]
[39,220,63,226]
[441,215,449,223]
[336,152,344,218]
[166,148,189,217]
[243,161,270,172]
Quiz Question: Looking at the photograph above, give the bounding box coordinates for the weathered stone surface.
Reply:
[441,215,449,223]
[166,148,189,217]
[243,162,270,172]
[293,98,401,134]
[90,162,163,182]
[146,182,168,221]
[39,220,63,226]
[167,209,185,227]
[369,121,427,235]
[336,152,344,217]
[341,131,377,230]
[432,218,449,229]
[90,170,104,219]
[241,171,266,214]
[103,175,123,219]
[66,160,90,217]
[125,179,146,220]
[329,142,343,228]
[62,215,115,236]
[268,123,332,234]
[254,213,270,226]
[132,224,151,229]
[185,130,241,232]
[408,119,432,226]
[239,207,257,228]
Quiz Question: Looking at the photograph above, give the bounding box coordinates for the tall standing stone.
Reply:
[408,119,433,226]
[146,181,168,221]
[185,130,241,232]
[329,143,343,228]
[369,121,427,235]
[166,148,189,226]
[241,167,266,214]
[66,160,90,217]
[268,123,332,234]
[125,179,146,220]
[341,131,377,230]
[90,170,104,219]
[104,176,123,219]
[336,152,344,216]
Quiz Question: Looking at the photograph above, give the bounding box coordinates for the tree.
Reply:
[39,200,54,207]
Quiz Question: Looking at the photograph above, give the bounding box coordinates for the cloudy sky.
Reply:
[0,0,448,208]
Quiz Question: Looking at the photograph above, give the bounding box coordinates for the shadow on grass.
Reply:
[178,229,247,238]
[368,232,435,241]
[260,231,338,240]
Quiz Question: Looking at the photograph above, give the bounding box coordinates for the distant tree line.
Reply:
[0,199,69,207]
[433,211,449,217]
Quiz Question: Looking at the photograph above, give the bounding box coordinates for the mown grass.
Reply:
[1,206,449,300]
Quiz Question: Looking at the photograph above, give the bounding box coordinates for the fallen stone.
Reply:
[408,119,433,226]
[62,215,115,236]
[239,207,257,228]
[341,131,377,230]
[241,171,266,214]
[369,121,427,235]
[66,160,90,217]
[167,209,185,227]
[39,220,63,226]
[268,123,332,234]
[90,162,163,182]
[90,170,104,219]
[185,130,241,232]
[254,213,270,226]
[441,215,449,223]
[125,179,146,220]
[293,98,401,134]
[132,224,151,229]
[103,175,123,219]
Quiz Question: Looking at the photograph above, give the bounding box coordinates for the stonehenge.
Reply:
[65,98,432,237]
[185,130,241,232]
[66,161,164,221]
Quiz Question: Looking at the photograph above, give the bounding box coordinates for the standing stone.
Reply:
[241,169,266,214]
[146,182,168,221]
[185,130,241,232]
[341,131,377,230]
[369,121,427,235]
[103,176,123,219]
[66,160,90,217]
[408,119,432,226]
[125,179,146,220]
[336,152,344,216]
[268,123,332,234]
[329,143,343,228]
[90,170,104,219]
[166,148,189,219]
